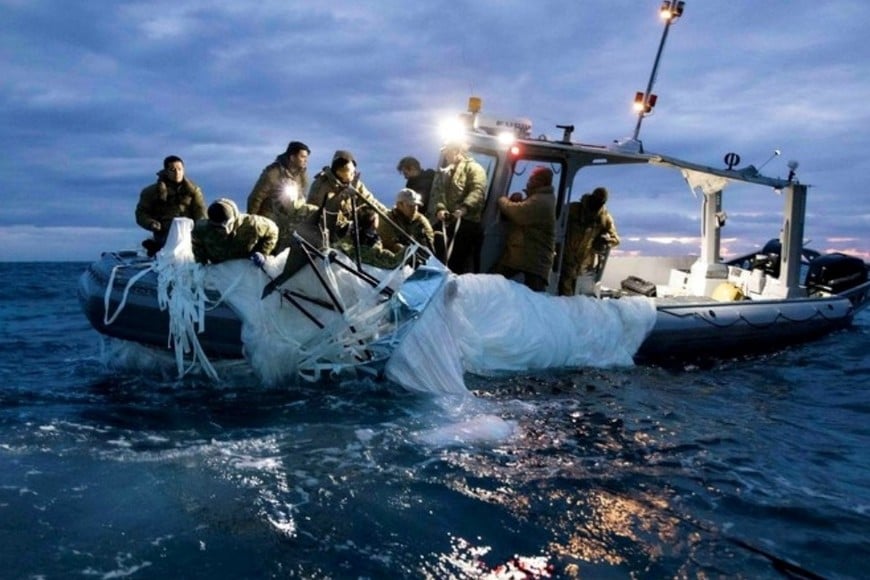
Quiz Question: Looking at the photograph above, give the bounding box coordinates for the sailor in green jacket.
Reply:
[336,206,403,270]
[558,187,620,296]
[247,141,312,227]
[136,155,207,256]
[247,140,320,263]
[192,198,278,265]
[431,142,487,273]
[307,150,388,243]
[378,188,435,256]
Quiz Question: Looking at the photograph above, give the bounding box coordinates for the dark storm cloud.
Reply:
[0,0,867,261]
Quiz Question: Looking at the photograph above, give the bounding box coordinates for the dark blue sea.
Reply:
[1,262,868,579]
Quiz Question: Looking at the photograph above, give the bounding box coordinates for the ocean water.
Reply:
[1,261,868,579]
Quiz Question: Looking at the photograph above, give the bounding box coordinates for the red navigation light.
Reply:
[660,0,684,21]
[633,92,645,112]
[634,92,658,114]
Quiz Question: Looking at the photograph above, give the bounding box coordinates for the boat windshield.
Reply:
[468,150,498,197]
[506,157,567,207]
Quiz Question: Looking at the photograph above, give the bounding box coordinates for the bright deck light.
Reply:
[497,131,516,146]
[439,117,468,144]
[632,1,686,146]
[660,0,685,21]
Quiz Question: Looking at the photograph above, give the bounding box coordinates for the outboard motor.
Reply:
[749,239,823,276]
[805,253,868,295]
[750,239,782,277]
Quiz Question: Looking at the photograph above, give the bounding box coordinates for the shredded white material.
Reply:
[101,218,219,379]
[153,218,219,380]
[103,264,153,326]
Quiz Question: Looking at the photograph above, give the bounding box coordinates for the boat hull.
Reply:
[77,251,244,358]
[78,252,864,372]
[636,295,855,362]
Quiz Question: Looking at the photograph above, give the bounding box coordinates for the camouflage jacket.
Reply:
[378,208,435,254]
[192,213,278,265]
[335,237,402,270]
[431,155,487,223]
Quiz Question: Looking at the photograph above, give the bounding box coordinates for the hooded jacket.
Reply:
[246,153,310,221]
[192,198,278,264]
[558,193,620,295]
[496,184,556,279]
[135,171,206,237]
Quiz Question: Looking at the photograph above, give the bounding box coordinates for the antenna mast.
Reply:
[631,1,686,149]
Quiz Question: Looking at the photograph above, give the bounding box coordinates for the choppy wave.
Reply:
[1,263,868,578]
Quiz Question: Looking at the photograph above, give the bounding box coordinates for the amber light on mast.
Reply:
[631,0,685,147]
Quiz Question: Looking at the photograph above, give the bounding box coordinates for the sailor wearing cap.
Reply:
[378,188,435,256]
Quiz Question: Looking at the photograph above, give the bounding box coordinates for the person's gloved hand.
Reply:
[149,220,162,232]
[250,252,266,268]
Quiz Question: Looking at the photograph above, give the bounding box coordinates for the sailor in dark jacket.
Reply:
[192,198,278,265]
[493,166,556,292]
[396,156,436,216]
[558,187,620,296]
[135,155,207,256]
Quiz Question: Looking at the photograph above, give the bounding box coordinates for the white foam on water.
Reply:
[414,413,519,447]
[99,336,250,383]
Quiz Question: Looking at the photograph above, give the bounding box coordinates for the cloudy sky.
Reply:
[2,0,868,262]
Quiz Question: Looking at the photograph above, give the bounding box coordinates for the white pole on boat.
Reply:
[631,1,685,147]
[779,182,808,298]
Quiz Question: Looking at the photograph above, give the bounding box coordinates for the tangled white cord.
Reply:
[154,218,218,380]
